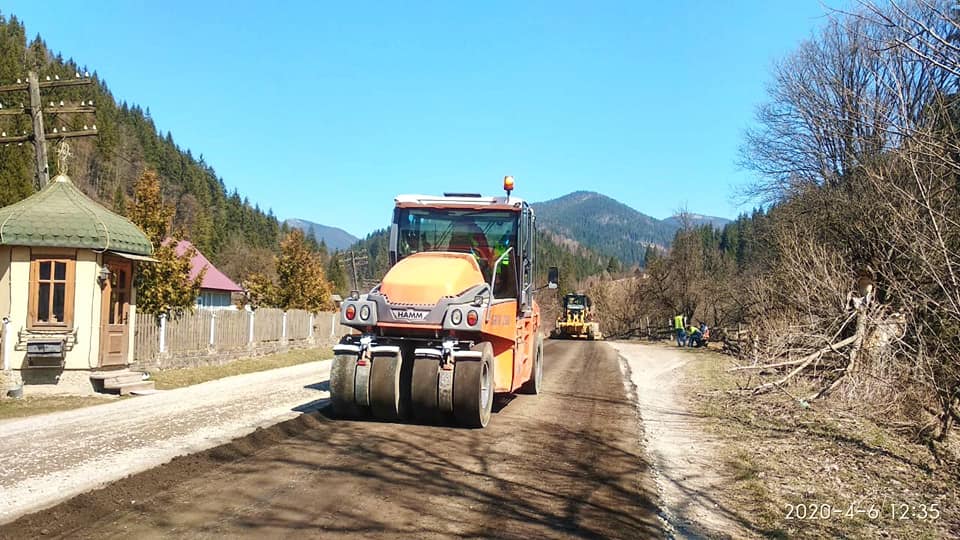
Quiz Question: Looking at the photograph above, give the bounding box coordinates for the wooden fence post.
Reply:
[281,311,288,342]
[248,310,255,345]
[308,313,314,340]
[209,311,216,349]
[159,313,167,353]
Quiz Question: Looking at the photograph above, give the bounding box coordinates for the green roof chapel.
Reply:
[0,174,152,256]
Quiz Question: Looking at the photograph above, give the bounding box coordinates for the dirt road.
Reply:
[0,340,660,539]
[612,342,753,539]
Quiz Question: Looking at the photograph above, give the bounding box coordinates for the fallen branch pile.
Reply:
[724,290,884,401]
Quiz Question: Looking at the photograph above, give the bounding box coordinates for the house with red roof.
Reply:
[173,240,244,310]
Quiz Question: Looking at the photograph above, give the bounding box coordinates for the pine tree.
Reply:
[112,183,127,215]
[606,256,620,275]
[325,254,349,296]
[642,244,659,267]
[276,229,333,311]
[129,170,204,317]
[242,272,280,309]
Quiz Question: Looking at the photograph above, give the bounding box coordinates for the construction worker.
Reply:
[489,233,517,298]
[490,235,511,270]
[687,324,704,347]
[450,223,494,270]
[673,314,686,347]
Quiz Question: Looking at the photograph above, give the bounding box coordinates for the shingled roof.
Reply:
[174,239,243,292]
[0,175,152,256]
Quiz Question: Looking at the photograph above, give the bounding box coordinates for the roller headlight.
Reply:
[359,304,371,321]
[450,309,463,325]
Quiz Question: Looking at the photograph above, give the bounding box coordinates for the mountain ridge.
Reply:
[328,190,729,277]
[302,190,730,269]
[532,191,729,267]
[285,219,358,252]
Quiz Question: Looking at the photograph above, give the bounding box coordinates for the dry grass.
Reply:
[682,348,959,539]
[0,395,117,421]
[149,347,333,390]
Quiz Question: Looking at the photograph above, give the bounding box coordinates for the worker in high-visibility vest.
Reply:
[673,314,686,347]
[687,324,703,347]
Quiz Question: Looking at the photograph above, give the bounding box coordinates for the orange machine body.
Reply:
[355,194,540,394]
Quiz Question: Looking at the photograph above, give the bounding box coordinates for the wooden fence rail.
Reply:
[166,313,208,354]
[133,309,350,370]
[286,310,312,341]
[134,312,161,362]
[254,308,284,343]
[214,310,248,351]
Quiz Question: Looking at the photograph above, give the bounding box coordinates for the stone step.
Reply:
[101,372,148,389]
[117,381,156,396]
[88,369,131,380]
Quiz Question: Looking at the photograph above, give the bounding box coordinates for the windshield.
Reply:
[565,295,586,308]
[395,208,518,279]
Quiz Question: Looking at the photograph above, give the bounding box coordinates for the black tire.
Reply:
[520,335,543,395]
[330,355,361,418]
[411,356,442,423]
[453,342,494,428]
[369,351,404,421]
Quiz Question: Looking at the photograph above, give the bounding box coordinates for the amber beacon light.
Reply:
[503,175,515,196]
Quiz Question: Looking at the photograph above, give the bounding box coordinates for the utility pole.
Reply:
[0,70,98,189]
[27,72,49,186]
[345,251,369,291]
[350,252,359,291]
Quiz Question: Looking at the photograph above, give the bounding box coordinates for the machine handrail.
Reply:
[489,247,513,292]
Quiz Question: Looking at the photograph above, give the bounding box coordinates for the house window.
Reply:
[29,257,76,329]
[197,290,233,309]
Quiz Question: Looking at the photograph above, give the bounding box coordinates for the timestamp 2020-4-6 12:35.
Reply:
[785,502,941,521]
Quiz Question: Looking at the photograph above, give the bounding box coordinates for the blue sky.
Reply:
[4,1,833,238]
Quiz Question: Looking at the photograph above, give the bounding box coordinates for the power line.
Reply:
[0,71,97,188]
[337,250,369,291]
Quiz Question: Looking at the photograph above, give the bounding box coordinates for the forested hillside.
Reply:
[0,14,283,271]
[532,191,729,267]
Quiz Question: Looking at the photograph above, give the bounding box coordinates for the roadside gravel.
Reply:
[611,341,755,539]
[0,358,331,524]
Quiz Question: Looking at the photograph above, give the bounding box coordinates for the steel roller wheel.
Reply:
[329,354,362,418]
[411,356,443,423]
[453,342,494,428]
[369,350,404,420]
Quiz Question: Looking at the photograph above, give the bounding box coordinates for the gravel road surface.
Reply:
[0,340,660,539]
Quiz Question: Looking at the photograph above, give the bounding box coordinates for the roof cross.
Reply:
[56,141,73,176]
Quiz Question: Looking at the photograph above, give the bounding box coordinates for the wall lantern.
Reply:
[98,266,111,287]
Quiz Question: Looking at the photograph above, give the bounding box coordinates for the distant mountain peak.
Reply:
[285,219,359,252]
[533,192,731,267]
[662,213,731,230]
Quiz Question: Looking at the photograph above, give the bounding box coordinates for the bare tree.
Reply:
[734,0,960,444]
